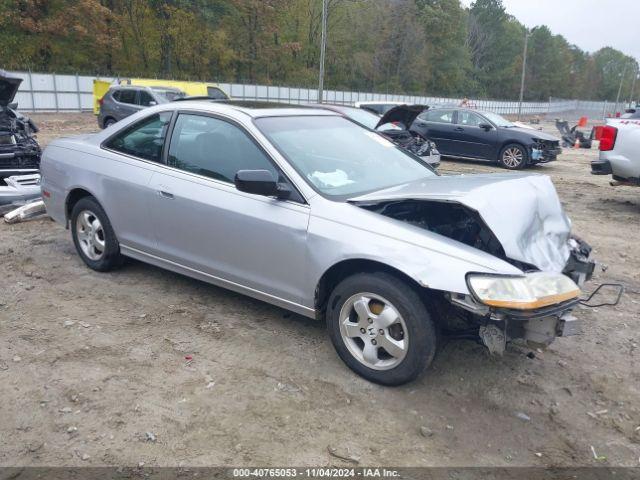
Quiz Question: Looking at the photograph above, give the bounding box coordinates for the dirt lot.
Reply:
[1,113,639,467]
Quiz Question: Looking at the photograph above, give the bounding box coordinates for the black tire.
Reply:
[326,272,437,386]
[70,196,123,272]
[498,143,528,170]
[103,117,116,128]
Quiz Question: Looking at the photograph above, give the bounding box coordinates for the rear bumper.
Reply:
[591,159,612,175]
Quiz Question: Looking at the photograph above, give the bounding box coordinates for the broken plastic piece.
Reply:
[3,199,46,224]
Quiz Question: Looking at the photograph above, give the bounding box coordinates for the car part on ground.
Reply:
[3,199,46,224]
[390,105,561,169]
[0,70,41,172]
[555,119,592,148]
[592,120,640,186]
[0,171,41,214]
[42,100,600,385]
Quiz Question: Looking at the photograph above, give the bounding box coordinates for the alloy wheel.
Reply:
[502,147,523,168]
[75,210,106,261]
[338,292,408,370]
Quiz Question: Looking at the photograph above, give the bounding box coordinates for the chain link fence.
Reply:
[6,70,622,120]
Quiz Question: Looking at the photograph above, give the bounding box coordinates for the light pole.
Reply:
[629,67,638,106]
[318,0,328,103]
[614,61,628,114]
[517,29,529,121]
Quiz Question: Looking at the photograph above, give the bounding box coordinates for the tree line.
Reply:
[1,0,638,101]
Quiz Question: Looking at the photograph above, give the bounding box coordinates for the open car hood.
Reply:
[0,70,22,107]
[375,104,428,130]
[349,173,572,272]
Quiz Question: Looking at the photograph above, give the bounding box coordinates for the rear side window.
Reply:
[104,112,172,162]
[167,113,277,183]
[419,109,454,124]
[111,90,121,102]
[207,87,228,99]
[118,89,137,104]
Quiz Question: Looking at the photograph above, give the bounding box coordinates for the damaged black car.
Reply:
[0,70,42,212]
[379,105,562,170]
[0,70,40,172]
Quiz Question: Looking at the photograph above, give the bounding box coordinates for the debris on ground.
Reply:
[144,432,157,443]
[419,426,434,438]
[327,445,360,464]
[516,412,531,422]
[3,199,46,224]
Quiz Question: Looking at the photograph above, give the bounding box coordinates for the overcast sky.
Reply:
[460,0,640,61]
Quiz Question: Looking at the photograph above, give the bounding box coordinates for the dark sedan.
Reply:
[386,106,562,169]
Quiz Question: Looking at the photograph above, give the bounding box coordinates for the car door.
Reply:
[115,88,141,119]
[410,109,459,154]
[453,110,498,159]
[149,112,310,305]
[100,111,173,252]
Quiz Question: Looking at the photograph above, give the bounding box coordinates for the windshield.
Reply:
[152,89,186,102]
[481,111,514,127]
[256,115,436,198]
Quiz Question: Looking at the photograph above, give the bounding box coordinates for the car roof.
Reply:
[169,99,339,118]
[355,101,406,106]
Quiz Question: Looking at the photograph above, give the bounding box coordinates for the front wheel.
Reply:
[326,272,437,386]
[499,143,528,169]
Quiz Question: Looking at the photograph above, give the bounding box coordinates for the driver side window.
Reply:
[167,114,278,184]
[104,112,172,162]
[458,111,483,127]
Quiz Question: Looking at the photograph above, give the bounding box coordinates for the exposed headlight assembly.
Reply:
[467,272,580,310]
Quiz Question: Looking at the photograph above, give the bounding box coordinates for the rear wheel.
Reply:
[103,117,116,128]
[70,197,123,271]
[499,143,527,169]
[326,272,437,386]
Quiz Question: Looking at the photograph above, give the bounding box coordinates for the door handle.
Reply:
[454,127,464,132]
[157,186,174,199]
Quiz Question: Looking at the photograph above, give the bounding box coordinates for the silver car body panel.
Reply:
[41,101,574,319]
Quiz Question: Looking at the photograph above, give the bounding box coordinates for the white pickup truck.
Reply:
[591,118,640,186]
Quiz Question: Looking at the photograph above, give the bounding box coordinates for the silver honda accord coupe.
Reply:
[40,100,595,385]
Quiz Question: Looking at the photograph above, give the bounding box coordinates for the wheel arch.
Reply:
[65,187,100,224]
[314,258,426,321]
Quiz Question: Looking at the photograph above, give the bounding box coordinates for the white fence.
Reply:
[7,70,617,118]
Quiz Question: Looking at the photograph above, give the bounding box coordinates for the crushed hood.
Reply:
[0,70,22,107]
[349,173,572,272]
[376,104,428,130]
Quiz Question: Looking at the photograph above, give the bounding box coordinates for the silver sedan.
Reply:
[41,100,594,385]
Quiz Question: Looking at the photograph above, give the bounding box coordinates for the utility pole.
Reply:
[614,61,628,115]
[517,29,529,121]
[318,0,328,103]
[629,67,638,106]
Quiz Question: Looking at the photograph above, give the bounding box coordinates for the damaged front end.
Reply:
[375,104,440,167]
[0,70,41,172]
[351,173,598,354]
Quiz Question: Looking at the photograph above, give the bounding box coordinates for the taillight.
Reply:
[599,126,617,151]
[98,97,104,106]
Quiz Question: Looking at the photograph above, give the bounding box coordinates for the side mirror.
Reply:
[235,170,289,199]
[479,123,493,131]
[148,101,157,106]
[8,102,18,110]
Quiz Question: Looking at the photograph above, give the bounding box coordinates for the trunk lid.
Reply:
[349,173,572,272]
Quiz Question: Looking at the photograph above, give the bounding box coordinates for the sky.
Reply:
[460,0,640,62]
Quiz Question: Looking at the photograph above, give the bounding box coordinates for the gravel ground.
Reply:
[0,113,639,467]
